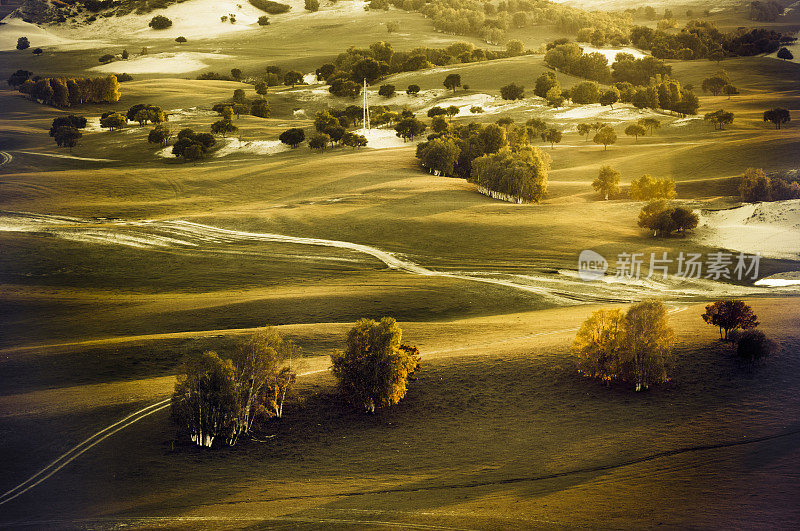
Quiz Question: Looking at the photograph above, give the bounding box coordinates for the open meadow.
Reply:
[1,0,799,528]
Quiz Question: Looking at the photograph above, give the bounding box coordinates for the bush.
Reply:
[149,15,173,30]
[331,317,420,413]
[305,0,319,11]
[736,330,775,367]
[257,15,270,26]
[17,37,30,51]
[279,128,305,148]
[378,84,395,97]
[116,73,133,82]
[98,54,115,64]
[500,82,524,100]
[249,0,291,15]
[175,36,187,43]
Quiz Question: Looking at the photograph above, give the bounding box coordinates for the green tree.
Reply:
[702,300,759,340]
[500,82,525,100]
[577,123,592,141]
[624,123,646,140]
[622,300,675,391]
[279,128,305,148]
[506,39,525,56]
[738,167,771,202]
[308,132,331,152]
[593,125,617,150]
[541,128,562,149]
[149,15,173,30]
[305,0,320,11]
[638,117,661,134]
[331,317,420,413]
[394,117,426,141]
[251,99,270,118]
[573,309,626,385]
[417,137,460,176]
[52,126,82,150]
[763,108,790,130]
[777,47,793,61]
[171,350,237,447]
[630,174,676,200]
[283,70,304,87]
[406,84,420,96]
[100,112,127,131]
[592,165,620,200]
[736,330,774,368]
[148,123,171,147]
[599,87,619,109]
[471,146,550,203]
[211,119,237,137]
[378,84,396,97]
[342,131,368,148]
[443,73,462,92]
[17,37,30,51]
[704,109,734,130]
[175,36,187,44]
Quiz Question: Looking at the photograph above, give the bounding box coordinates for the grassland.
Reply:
[0,1,799,527]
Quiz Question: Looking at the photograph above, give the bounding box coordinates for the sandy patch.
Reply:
[356,127,412,149]
[0,17,101,51]
[694,200,800,260]
[580,45,648,63]
[90,52,234,74]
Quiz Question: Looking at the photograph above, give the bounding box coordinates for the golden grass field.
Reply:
[0,1,799,528]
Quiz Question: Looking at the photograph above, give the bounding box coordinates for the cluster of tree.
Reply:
[470,146,550,203]
[49,114,86,150]
[630,174,676,200]
[395,117,427,141]
[544,42,611,83]
[777,47,794,61]
[611,53,672,86]
[701,71,738,98]
[148,123,171,147]
[126,103,166,125]
[702,300,775,368]
[99,111,127,131]
[7,69,33,88]
[172,128,216,161]
[704,109,734,130]
[212,89,271,120]
[637,200,698,237]
[613,78,699,116]
[739,167,800,202]
[249,0,291,14]
[573,300,675,391]
[630,20,793,60]
[331,317,420,413]
[171,328,298,447]
[748,1,784,21]
[763,108,791,130]
[18,75,121,107]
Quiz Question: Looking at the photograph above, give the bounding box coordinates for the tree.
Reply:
[736,330,774,368]
[378,84,395,97]
[149,15,173,30]
[630,174,676,200]
[592,165,620,200]
[622,300,675,391]
[99,53,115,64]
[763,108,790,130]
[231,68,243,81]
[258,15,270,26]
[331,317,420,413]
[52,126,82,150]
[32,48,43,56]
[577,123,592,141]
[406,84,420,96]
[308,133,331,152]
[211,119,238,136]
[148,123,171,147]
[279,128,305,148]
[704,109,734,130]
[175,36,187,44]
[251,99,271,118]
[170,350,237,447]
[305,0,320,11]
[387,21,399,33]
[723,84,739,99]
[500,83,525,100]
[471,146,550,203]
[546,86,564,107]
[17,37,30,51]
[739,167,772,202]
[593,126,617,150]
[624,123,646,141]
[702,300,759,340]
[283,70,304,87]
[541,128,562,149]
[534,72,559,98]
[571,81,600,104]
[417,137,460,176]
[701,73,730,96]
[637,201,696,237]
[342,131,368,148]
[445,105,459,121]
[443,73,462,92]
[573,309,626,385]
[394,117,426,141]
[506,39,525,56]
[638,117,661,135]
[100,112,127,131]
[777,47,793,61]
[599,88,619,109]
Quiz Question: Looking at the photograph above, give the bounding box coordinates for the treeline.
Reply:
[416,120,550,203]
[249,0,291,15]
[739,168,800,202]
[17,75,121,107]
[630,21,793,60]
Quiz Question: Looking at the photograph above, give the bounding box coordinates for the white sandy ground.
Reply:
[694,199,800,261]
[90,52,235,74]
[580,45,647,63]
[0,17,102,51]
[767,34,800,64]
[0,213,797,303]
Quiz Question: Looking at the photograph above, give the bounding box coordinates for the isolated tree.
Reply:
[592,165,620,200]
[32,48,43,56]
[763,108,790,130]
[443,73,461,92]
[175,36,187,44]
[593,125,617,150]
[258,15,270,26]
[736,330,774,368]
[622,300,675,391]
[701,73,730,96]
[777,47,793,61]
[506,39,525,56]
[378,84,396,97]
[52,126,82,150]
[211,119,238,137]
[541,128,562,149]
[149,15,173,30]
[704,109,734,130]
[230,68,243,80]
[702,300,759,340]
[739,167,772,202]
[573,309,626,385]
[638,117,661,135]
[171,350,237,447]
[630,174,676,200]
[331,317,420,413]
[500,82,525,100]
[577,123,593,141]
[305,0,320,12]
[723,84,739,99]
[251,99,271,118]
[308,133,331,152]
[283,70,304,87]
[625,123,647,141]
[394,117,426,141]
[148,123,171,147]
[17,37,30,51]
[279,128,305,148]
[637,201,696,237]
[99,112,127,131]
[406,84,420,96]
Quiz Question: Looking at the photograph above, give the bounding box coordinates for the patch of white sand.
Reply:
[90,52,234,74]
[213,138,289,157]
[0,16,101,51]
[695,200,800,260]
[356,128,411,149]
[580,45,648,63]
[767,35,799,64]
[552,103,657,122]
